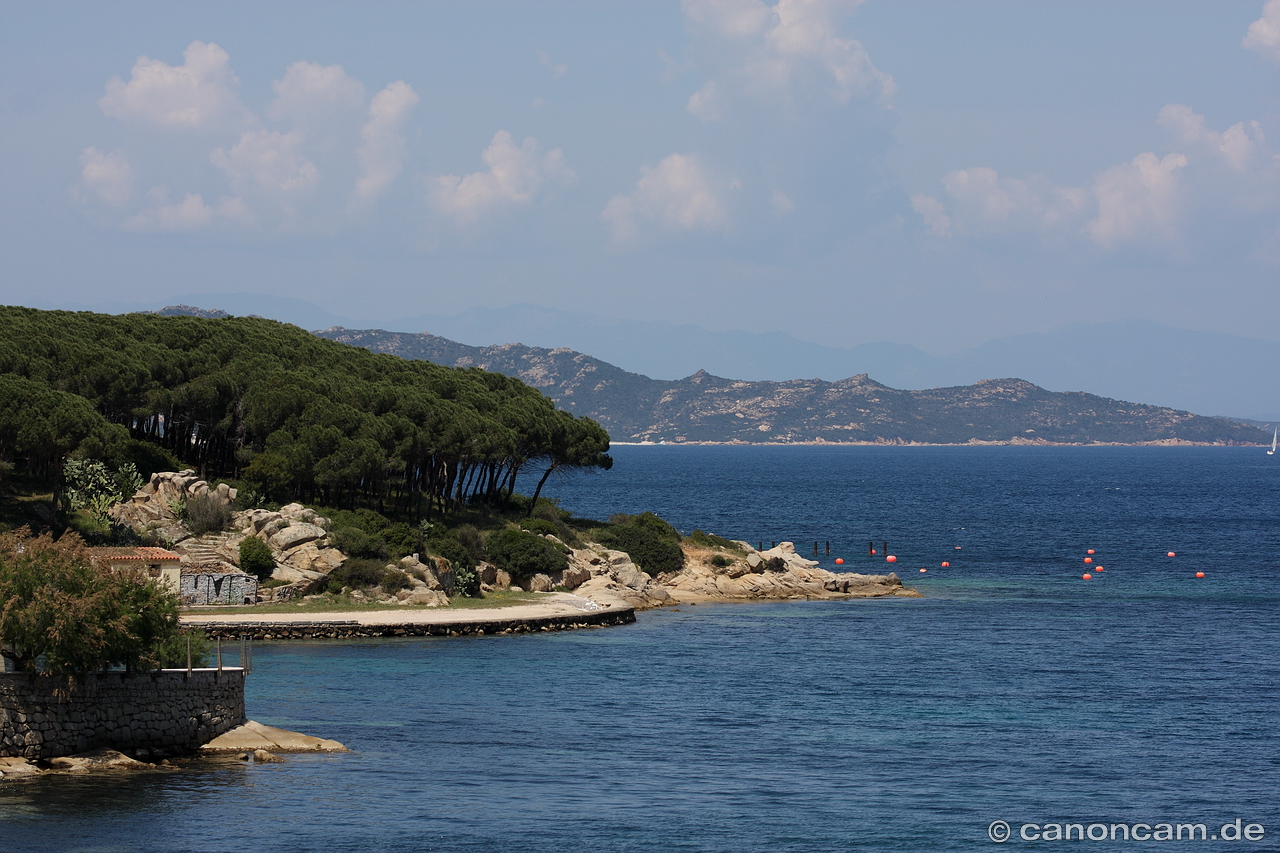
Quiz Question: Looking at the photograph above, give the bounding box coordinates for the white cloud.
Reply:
[349,81,419,211]
[683,0,894,119]
[123,191,249,232]
[771,189,795,214]
[914,104,1280,253]
[98,41,246,131]
[1244,0,1280,60]
[1086,153,1187,247]
[432,130,574,223]
[910,193,950,237]
[268,61,366,129]
[538,51,568,79]
[210,130,320,208]
[1158,104,1262,171]
[602,153,728,244]
[77,147,133,207]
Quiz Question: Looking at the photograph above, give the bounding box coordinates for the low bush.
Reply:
[456,524,485,562]
[187,492,231,535]
[599,511,685,577]
[485,528,568,581]
[689,529,744,554]
[326,558,398,593]
[710,554,732,568]
[521,518,560,537]
[238,536,276,581]
[599,524,684,577]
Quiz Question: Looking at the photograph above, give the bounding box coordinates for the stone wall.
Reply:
[181,572,258,605]
[0,669,245,760]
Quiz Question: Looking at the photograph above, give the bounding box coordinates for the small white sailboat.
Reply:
[1269,427,1277,456]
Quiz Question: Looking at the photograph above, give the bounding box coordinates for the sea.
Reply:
[2,446,1278,852]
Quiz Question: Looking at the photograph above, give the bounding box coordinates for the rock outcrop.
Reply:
[109,469,236,545]
[663,540,918,603]
[109,476,351,602]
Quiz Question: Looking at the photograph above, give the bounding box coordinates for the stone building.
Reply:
[180,562,258,606]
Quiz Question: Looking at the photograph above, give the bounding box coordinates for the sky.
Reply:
[4,0,1280,359]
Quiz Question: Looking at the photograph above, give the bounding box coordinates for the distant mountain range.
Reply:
[314,327,1267,446]
[49,293,1278,420]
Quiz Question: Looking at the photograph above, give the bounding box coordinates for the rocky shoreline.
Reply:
[0,720,347,781]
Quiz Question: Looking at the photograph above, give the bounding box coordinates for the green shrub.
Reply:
[521,518,560,537]
[379,568,412,594]
[630,511,681,542]
[764,556,786,572]
[327,508,391,560]
[329,525,386,560]
[326,559,400,593]
[187,492,232,535]
[383,522,423,559]
[710,554,731,568]
[689,529,744,553]
[485,528,568,581]
[599,523,684,577]
[456,524,485,562]
[238,536,276,581]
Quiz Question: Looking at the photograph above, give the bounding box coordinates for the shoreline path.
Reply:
[180,592,632,635]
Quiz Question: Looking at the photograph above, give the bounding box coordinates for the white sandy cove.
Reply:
[180,591,616,627]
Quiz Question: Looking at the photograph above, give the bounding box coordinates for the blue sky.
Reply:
[4,0,1280,357]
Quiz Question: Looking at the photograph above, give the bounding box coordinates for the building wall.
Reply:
[181,573,258,605]
[0,669,245,760]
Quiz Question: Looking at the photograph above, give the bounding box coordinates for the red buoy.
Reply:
[1083,557,1092,564]
[835,558,844,565]
[1096,566,1104,572]
[1082,573,1092,580]
[886,555,897,563]
[919,568,927,573]
[1087,549,1095,554]
[941,561,950,567]
[1167,551,1176,557]
[1196,571,1205,578]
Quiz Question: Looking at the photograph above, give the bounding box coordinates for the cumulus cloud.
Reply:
[683,0,894,119]
[267,61,366,129]
[1158,104,1262,171]
[77,147,133,207]
[601,153,729,244]
[1086,153,1187,247]
[1244,0,1280,60]
[99,41,247,131]
[349,81,419,211]
[123,191,249,232]
[432,131,573,223]
[210,130,319,210]
[912,103,1280,254]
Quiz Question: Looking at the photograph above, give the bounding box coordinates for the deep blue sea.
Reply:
[3,447,1278,852]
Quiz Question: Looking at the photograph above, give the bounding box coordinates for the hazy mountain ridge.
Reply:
[315,326,1266,446]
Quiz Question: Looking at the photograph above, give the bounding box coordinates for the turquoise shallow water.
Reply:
[2,447,1278,851]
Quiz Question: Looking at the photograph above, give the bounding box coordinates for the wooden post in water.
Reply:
[825,541,830,555]
[813,541,819,556]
